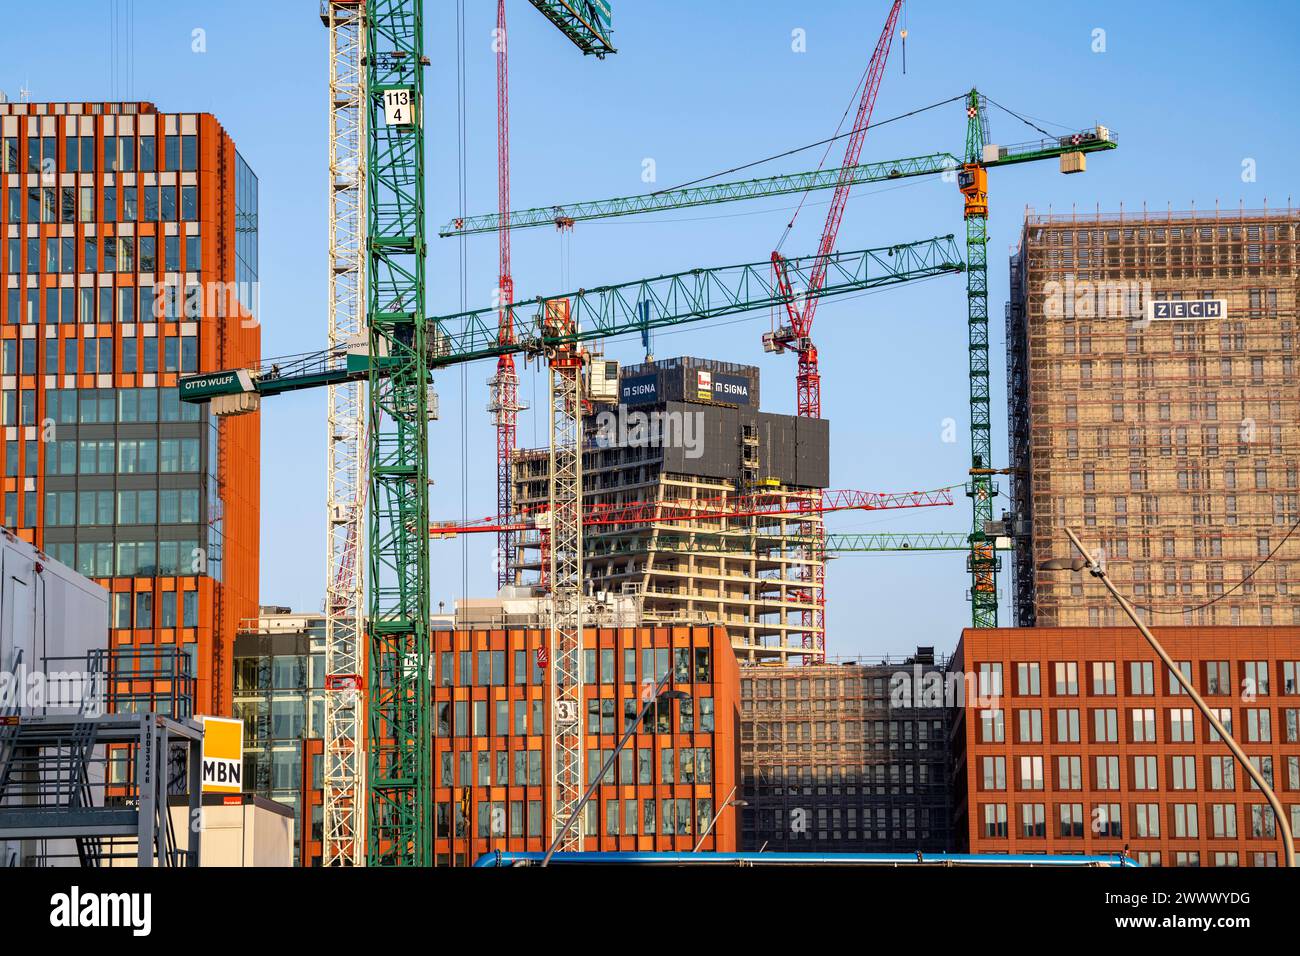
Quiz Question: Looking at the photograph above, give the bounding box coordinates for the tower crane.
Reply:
[320,0,368,869]
[491,0,524,590]
[767,0,902,661]
[183,232,962,854]
[442,88,1115,636]
[491,5,617,594]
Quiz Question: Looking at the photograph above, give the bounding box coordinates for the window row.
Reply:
[4,231,201,276]
[979,752,1299,793]
[44,537,201,579]
[5,283,224,326]
[1,334,197,378]
[980,800,1296,842]
[0,133,197,176]
[978,705,1298,744]
[979,659,1299,697]
[2,183,199,228]
[433,645,712,689]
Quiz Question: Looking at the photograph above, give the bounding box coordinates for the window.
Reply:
[1169,707,1194,742]
[1016,662,1040,695]
[978,662,1003,697]
[1210,804,1237,839]
[980,756,1005,791]
[1054,708,1080,743]
[1094,803,1122,838]
[1134,803,1160,838]
[1053,661,1078,695]
[1057,803,1085,838]
[1172,803,1199,839]
[979,708,1004,743]
[1056,756,1081,790]
[1017,709,1042,744]
[1091,661,1116,695]
[1019,803,1045,838]
[1171,755,1196,790]
[1132,755,1158,791]
[1130,707,1156,742]
[1246,708,1272,743]
[1018,755,1044,791]
[1091,708,1118,743]
[1129,661,1154,695]
[1205,660,1230,695]
[1094,755,1120,790]
[981,804,1007,839]
[1243,661,1270,696]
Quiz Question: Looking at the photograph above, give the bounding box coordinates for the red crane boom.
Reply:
[768,0,903,661]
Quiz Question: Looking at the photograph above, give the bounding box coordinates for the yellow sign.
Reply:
[200,715,244,794]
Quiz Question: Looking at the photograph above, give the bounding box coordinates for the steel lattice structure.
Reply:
[365,0,431,866]
[321,0,368,869]
[545,302,585,851]
[490,0,524,589]
[960,89,998,629]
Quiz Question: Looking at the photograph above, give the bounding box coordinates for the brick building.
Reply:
[299,597,739,867]
[0,100,260,716]
[951,626,1300,866]
[1007,208,1299,627]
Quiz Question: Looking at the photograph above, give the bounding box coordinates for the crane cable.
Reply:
[650,93,966,200]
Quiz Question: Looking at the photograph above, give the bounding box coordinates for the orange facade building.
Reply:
[952,626,1300,866]
[0,101,259,716]
[300,617,739,867]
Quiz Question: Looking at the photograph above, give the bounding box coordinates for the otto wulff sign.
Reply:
[199,715,243,795]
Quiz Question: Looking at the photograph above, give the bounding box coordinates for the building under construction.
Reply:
[511,357,830,663]
[1007,207,1300,627]
[737,650,952,853]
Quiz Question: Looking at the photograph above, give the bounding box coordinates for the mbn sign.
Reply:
[202,758,241,787]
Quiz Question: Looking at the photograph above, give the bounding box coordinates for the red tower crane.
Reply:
[490,0,524,588]
[766,0,904,659]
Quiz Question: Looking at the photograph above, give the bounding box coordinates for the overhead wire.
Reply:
[1133,515,1300,616]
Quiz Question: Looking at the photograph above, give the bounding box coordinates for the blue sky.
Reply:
[3,1,1297,658]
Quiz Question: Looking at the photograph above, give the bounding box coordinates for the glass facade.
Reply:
[232,612,327,859]
[0,100,261,716]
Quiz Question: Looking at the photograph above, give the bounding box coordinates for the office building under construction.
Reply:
[1007,207,1300,627]
[511,357,830,662]
[738,651,952,853]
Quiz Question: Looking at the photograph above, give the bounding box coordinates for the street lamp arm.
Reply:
[541,669,677,866]
[1062,526,1295,868]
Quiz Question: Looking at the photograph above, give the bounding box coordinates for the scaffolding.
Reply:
[1008,204,1300,627]
[513,448,826,663]
[737,653,952,852]
[0,647,202,867]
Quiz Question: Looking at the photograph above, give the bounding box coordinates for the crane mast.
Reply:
[365,0,431,866]
[321,0,367,868]
[490,0,524,589]
[960,89,998,628]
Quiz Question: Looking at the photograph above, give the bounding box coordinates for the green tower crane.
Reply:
[441,90,1115,629]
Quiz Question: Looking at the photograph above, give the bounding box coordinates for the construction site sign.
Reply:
[200,715,244,794]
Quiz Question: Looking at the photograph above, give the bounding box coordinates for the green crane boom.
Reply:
[438,123,1115,238]
[437,89,1115,631]
[526,0,616,56]
[179,234,964,404]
